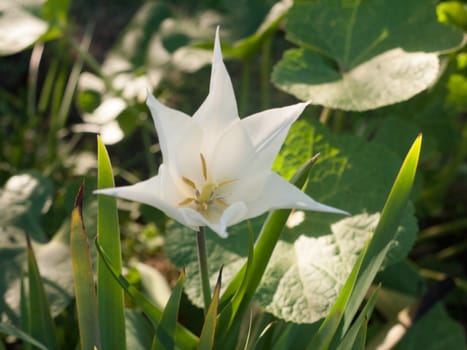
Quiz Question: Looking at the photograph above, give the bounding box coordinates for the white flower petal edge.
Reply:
[94,27,348,238]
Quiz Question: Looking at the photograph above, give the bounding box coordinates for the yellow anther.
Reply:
[182,176,197,190]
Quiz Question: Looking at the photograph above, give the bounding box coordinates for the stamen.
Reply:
[218,179,236,187]
[182,176,197,190]
[200,153,208,181]
[178,197,195,206]
[178,155,234,213]
[214,198,229,207]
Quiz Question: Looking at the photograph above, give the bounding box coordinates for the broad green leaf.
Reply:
[70,184,101,350]
[198,269,222,350]
[0,322,47,350]
[26,237,58,350]
[272,0,465,111]
[95,241,199,350]
[152,271,186,350]
[166,119,417,324]
[96,136,126,350]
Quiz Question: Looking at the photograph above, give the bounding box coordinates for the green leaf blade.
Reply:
[70,184,101,350]
[343,135,422,332]
[273,0,464,110]
[26,237,58,350]
[152,271,186,350]
[96,135,126,350]
[307,240,369,350]
[199,269,222,350]
[95,241,199,350]
[0,323,48,350]
[336,285,379,350]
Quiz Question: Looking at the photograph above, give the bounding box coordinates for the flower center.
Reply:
[178,153,233,213]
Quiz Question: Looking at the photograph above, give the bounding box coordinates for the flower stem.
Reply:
[196,227,211,314]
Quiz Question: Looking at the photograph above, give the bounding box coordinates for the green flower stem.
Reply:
[196,227,212,314]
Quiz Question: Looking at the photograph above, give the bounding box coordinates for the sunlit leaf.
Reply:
[272,0,465,111]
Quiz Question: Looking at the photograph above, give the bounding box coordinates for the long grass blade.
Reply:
[20,272,30,350]
[70,184,101,350]
[335,286,380,350]
[26,236,58,350]
[152,271,186,350]
[199,268,223,350]
[95,240,199,349]
[0,323,47,350]
[342,135,422,332]
[96,135,126,350]
[306,240,369,350]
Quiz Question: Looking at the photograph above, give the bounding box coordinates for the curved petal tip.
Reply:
[213,26,222,65]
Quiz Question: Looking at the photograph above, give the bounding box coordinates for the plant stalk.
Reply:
[196,227,212,314]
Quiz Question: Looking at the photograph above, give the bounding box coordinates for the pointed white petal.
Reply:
[244,172,349,219]
[94,171,189,228]
[242,102,309,169]
[208,120,254,182]
[217,201,249,233]
[179,202,248,238]
[146,92,192,164]
[193,27,238,133]
[171,122,205,185]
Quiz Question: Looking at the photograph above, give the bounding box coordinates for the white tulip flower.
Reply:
[95,28,347,238]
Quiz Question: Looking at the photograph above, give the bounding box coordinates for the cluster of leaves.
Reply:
[0,0,466,349]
